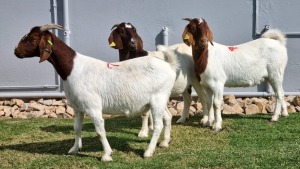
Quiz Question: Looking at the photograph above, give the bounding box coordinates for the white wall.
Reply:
[0,0,299,97]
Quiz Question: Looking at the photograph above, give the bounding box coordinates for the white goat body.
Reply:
[199,29,288,130]
[65,51,177,161]
[64,53,176,116]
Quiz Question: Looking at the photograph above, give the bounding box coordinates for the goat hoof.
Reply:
[200,118,211,127]
[212,124,222,132]
[68,146,79,155]
[201,120,212,127]
[176,117,186,124]
[159,140,170,148]
[138,130,149,138]
[270,116,279,122]
[149,125,154,131]
[144,150,154,158]
[101,155,113,162]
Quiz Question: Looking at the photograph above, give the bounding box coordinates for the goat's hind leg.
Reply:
[144,97,167,158]
[176,90,192,124]
[138,110,151,138]
[269,80,288,122]
[68,110,84,155]
[159,107,172,148]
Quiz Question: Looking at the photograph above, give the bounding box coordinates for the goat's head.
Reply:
[182,18,213,47]
[108,22,143,51]
[14,24,64,63]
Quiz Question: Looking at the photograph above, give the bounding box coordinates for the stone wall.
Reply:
[1,96,300,119]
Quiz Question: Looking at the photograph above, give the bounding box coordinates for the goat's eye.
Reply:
[189,26,196,33]
[119,29,125,34]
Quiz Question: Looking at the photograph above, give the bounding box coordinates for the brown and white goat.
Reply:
[108,22,209,137]
[108,22,147,61]
[14,24,178,161]
[182,18,288,131]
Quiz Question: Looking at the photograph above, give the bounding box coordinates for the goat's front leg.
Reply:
[211,86,223,132]
[144,99,166,158]
[201,86,214,127]
[68,110,84,155]
[138,110,152,138]
[176,90,192,124]
[89,109,113,161]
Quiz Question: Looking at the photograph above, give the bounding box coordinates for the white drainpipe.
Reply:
[52,0,58,36]
[0,0,66,98]
[63,0,71,46]
[162,27,168,46]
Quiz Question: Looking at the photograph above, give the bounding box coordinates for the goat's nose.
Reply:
[130,38,136,45]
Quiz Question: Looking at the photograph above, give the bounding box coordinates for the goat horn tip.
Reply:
[182,18,192,21]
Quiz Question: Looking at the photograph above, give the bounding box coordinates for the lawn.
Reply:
[0,113,300,168]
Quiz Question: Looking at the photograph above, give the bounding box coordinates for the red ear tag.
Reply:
[228,46,237,51]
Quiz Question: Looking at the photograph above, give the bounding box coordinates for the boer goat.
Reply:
[108,22,208,137]
[182,18,288,131]
[14,24,178,161]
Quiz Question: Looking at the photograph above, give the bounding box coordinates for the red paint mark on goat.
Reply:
[228,46,237,51]
[107,63,120,69]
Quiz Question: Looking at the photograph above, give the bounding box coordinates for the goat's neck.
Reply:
[118,48,148,61]
[191,45,208,76]
[47,35,76,80]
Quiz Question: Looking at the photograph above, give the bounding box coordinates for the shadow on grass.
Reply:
[221,114,274,122]
[0,113,277,159]
[0,135,146,158]
[41,116,144,134]
[40,112,273,134]
[0,116,153,158]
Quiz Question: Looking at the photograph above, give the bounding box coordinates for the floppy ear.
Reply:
[182,27,195,46]
[39,34,53,63]
[133,28,143,49]
[203,19,214,46]
[108,29,123,49]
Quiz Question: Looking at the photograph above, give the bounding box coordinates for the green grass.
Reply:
[1,113,300,168]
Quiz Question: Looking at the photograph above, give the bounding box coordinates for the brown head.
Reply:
[182,18,213,78]
[108,22,146,61]
[14,24,64,63]
[182,18,213,47]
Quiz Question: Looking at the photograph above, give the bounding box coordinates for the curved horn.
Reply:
[40,24,64,32]
[111,24,119,30]
[182,18,192,22]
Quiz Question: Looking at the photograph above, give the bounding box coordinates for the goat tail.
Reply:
[156,45,179,71]
[261,29,287,46]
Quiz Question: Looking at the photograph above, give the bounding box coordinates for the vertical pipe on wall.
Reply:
[52,0,58,36]
[162,27,169,46]
[52,0,62,92]
[63,0,71,46]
